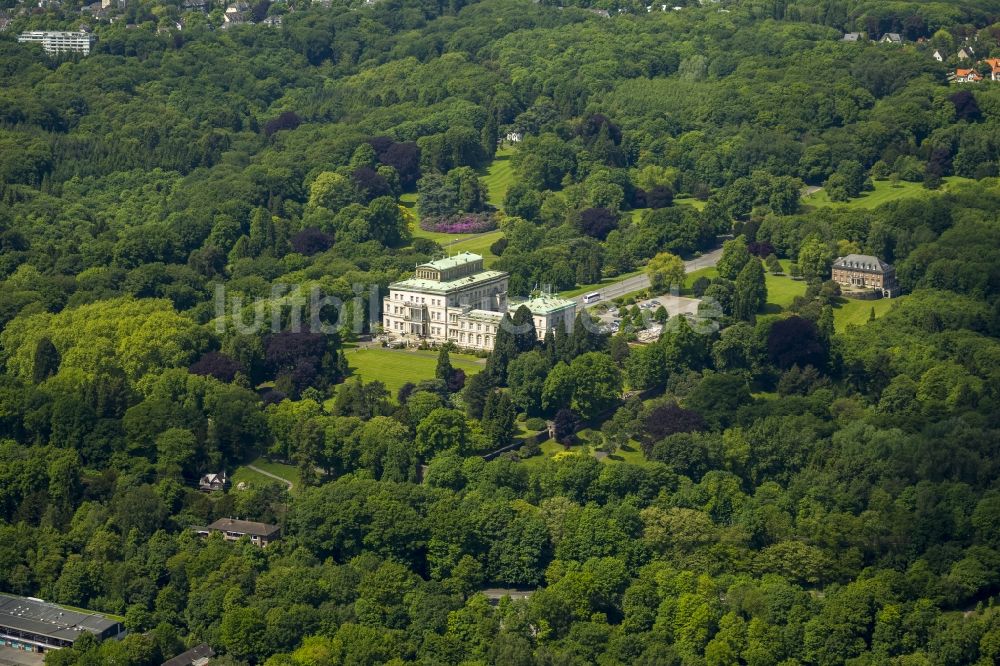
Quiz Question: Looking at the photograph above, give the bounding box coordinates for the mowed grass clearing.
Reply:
[674,196,707,210]
[686,260,893,331]
[232,456,300,492]
[345,345,485,395]
[481,146,517,208]
[403,182,505,266]
[762,260,808,312]
[802,177,973,209]
[832,295,899,332]
[232,465,279,488]
[684,261,807,312]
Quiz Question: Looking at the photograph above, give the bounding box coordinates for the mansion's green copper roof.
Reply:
[390,270,508,294]
[511,296,577,315]
[420,252,482,272]
[460,309,504,323]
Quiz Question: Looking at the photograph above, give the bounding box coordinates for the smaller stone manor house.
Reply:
[831,254,898,297]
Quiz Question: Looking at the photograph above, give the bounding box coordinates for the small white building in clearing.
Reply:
[382,252,575,351]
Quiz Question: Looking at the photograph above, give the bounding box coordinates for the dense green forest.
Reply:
[1,0,1000,663]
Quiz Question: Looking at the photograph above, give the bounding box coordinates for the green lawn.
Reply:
[683,266,718,295]
[632,199,705,221]
[481,146,516,208]
[402,149,517,266]
[446,231,505,266]
[674,196,707,210]
[762,261,808,312]
[231,465,278,488]
[344,345,485,395]
[405,182,504,266]
[400,191,418,208]
[832,295,899,332]
[232,456,300,491]
[802,177,972,209]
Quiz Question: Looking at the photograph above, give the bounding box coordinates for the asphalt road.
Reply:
[570,245,724,307]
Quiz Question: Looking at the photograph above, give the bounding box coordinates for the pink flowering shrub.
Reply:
[419,213,496,234]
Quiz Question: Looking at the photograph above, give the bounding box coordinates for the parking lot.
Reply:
[589,293,702,334]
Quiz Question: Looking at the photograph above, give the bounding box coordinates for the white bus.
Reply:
[582,292,602,304]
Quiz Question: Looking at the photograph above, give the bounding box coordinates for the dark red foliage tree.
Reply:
[767,316,827,370]
[379,141,421,188]
[641,402,706,448]
[368,136,395,155]
[189,351,242,383]
[290,228,334,256]
[748,240,776,258]
[645,185,674,209]
[552,408,579,445]
[950,90,981,123]
[447,368,466,393]
[578,207,618,240]
[264,111,301,137]
[351,167,392,201]
[264,331,327,375]
[261,389,286,406]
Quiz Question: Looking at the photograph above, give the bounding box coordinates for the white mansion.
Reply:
[382,252,576,351]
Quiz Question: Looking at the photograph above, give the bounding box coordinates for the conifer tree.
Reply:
[818,304,835,342]
[32,337,60,384]
[248,207,276,257]
[486,313,518,382]
[569,312,605,359]
[512,305,537,353]
[482,390,515,448]
[732,259,767,322]
[543,327,557,366]
[436,346,453,386]
[229,235,251,263]
[463,371,495,419]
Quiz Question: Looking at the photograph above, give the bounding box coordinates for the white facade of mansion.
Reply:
[382,252,575,351]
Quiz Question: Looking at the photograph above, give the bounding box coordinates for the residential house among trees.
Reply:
[879,32,902,44]
[952,68,983,83]
[194,518,281,547]
[984,58,1000,81]
[957,46,975,61]
[161,644,215,666]
[198,471,227,492]
[831,254,898,297]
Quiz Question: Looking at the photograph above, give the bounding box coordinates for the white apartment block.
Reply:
[18,31,94,55]
[382,252,576,351]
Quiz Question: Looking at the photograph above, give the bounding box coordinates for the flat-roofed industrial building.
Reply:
[0,594,125,653]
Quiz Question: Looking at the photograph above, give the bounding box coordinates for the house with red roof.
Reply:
[983,58,1000,82]
[952,68,983,83]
